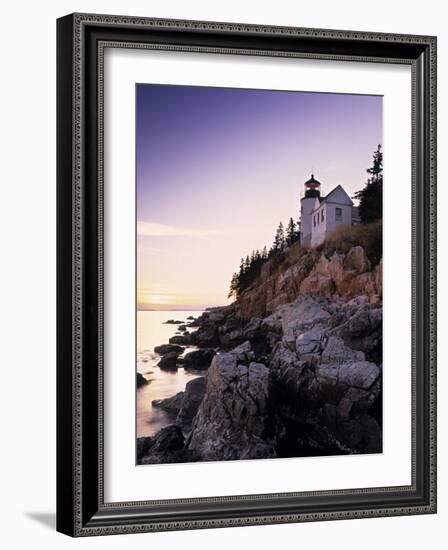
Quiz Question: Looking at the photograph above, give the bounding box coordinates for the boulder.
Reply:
[295,328,325,356]
[183,348,215,370]
[136,372,148,388]
[320,336,365,364]
[169,334,191,345]
[176,377,206,430]
[329,303,382,363]
[338,361,380,390]
[152,391,185,414]
[136,436,152,461]
[157,351,180,371]
[154,343,184,355]
[138,426,200,465]
[188,354,276,461]
[190,325,220,347]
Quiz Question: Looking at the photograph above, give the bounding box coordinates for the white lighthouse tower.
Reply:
[300,174,321,245]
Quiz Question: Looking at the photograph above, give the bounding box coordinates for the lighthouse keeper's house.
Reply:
[300,174,360,248]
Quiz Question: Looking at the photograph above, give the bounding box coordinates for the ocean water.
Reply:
[136,310,203,438]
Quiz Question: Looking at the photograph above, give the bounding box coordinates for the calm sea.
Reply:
[136,310,204,438]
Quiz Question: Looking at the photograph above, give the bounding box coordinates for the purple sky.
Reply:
[136,84,382,309]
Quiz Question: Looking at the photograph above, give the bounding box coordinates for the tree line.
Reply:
[228,217,300,299]
[354,144,383,224]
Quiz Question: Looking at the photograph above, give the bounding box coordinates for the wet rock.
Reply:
[136,372,149,388]
[183,348,215,370]
[169,334,191,345]
[157,351,180,371]
[154,343,184,355]
[152,391,185,414]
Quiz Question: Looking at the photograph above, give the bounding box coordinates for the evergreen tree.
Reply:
[354,145,383,223]
[228,272,239,299]
[272,221,285,252]
[286,217,297,246]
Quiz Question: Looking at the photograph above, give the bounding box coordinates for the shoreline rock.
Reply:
[141,245,383,463]
[176,377,207,431]
[136,372,149,388]
[152,391,185,414]
[183,349,215,370]
[157,351,181,371]
[137,426,200,464]
[154,343,184,355]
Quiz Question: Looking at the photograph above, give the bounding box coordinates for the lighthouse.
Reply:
[300,174,321,245]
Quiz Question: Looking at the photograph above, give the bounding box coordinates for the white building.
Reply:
[300,175,360,247]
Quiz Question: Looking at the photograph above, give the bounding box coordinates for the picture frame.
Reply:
[56,13,437,536]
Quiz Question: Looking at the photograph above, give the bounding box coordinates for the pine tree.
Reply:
[272,221,285,252]
[354,145,383,223]
[286,217,297,246]
[228,272,239,299]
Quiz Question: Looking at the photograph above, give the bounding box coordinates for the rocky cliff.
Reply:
[236,243,382,320]
[137,243,383,464]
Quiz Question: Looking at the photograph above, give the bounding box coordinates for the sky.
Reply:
[136,84,382,310]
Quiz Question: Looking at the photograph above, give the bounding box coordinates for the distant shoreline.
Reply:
[137,306,225,312]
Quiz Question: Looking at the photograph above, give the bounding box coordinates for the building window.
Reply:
[313,215,316,227]
[335,207,342,222]
[321,210,324,223]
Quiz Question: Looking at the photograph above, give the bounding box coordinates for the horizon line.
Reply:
[137,304,226,312]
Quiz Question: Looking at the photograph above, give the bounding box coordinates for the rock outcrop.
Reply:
[269,296,382,455]
[235,244,381,321]
[188,353,276,461]
[182,295,382,461]
[137,426,200,464]
[145,244,383,463]
[176,377,207,430]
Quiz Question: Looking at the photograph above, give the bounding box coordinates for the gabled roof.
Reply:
[310,184,354,214]
[323,184,354,205]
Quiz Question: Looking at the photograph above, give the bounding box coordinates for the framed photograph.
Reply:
[57,13,437,536]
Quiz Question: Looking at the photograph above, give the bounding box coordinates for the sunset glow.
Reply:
[136,84,382,310]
